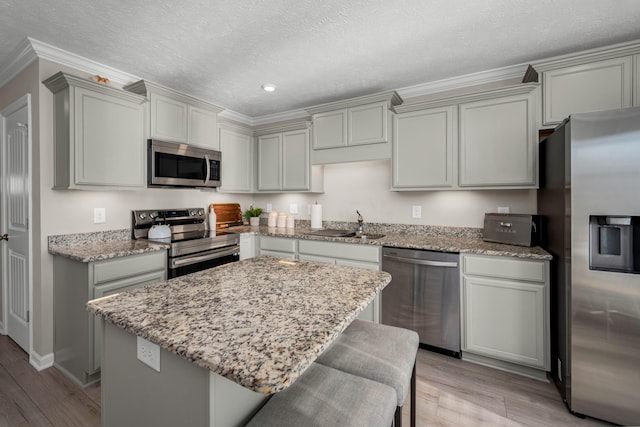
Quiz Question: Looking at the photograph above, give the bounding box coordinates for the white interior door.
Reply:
[1,96,31,353]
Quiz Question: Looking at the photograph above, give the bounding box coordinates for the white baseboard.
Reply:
[30,350,54,371]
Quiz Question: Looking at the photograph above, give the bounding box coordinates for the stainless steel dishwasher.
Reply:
[381,246,461,357]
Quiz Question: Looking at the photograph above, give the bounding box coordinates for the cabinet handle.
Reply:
[500,222,512,228]
[382,254,458,268]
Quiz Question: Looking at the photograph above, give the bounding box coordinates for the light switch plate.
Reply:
[266,203,273,212]
[289,204,298,214]
[412,205,422,218]
[93,207,106,224]
[498,206,510,214]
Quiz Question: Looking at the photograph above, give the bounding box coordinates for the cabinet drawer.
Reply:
[299,240,380,263]
[259,237,297,253]
[92,251,167,285]
[463,255,546,282]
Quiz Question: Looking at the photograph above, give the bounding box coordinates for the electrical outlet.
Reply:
[93,207,106,224]
[289,204,298,214]
[137,336,160,372]
[498,206,510,214]
[412,205,422,219]
[266,203,273,212]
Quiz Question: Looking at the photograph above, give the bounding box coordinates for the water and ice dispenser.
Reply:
[589,215,640,273]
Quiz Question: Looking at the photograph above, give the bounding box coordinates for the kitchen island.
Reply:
[87,256,391,427]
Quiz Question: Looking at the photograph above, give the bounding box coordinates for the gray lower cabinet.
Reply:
[460,254,550,378]
[297,240,381,323]
[53,250,166,385]
[258,236,297,259]
[43,72,146,189]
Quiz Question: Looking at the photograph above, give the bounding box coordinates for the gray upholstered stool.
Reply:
[246,362,396,427]
[315,319,419,427]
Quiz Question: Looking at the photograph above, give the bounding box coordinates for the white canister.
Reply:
[268,211,279,227]
[277,213,287,228]
[286,216,295,228]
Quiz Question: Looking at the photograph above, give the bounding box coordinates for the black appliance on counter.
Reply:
[132,208,239,278]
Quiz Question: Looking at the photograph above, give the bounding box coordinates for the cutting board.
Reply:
[210,203,244,228]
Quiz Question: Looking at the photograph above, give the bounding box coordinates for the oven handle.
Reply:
[170,245,240,268]
[382,254,458,268]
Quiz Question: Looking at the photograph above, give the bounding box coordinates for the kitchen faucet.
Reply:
[356,210,364,234]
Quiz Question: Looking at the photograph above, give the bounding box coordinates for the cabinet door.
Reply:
[282,129,310,190]
[150,93,188,142]
[257,134,282,190]
[74,87,145,187]
[459,92,536,187]
[462,275,546,368]
[392,106,455,189]
[348,101,388,146]
[219,127,253,192]
[543,57,633,125]
[312,109,347,149]
[188,105,218,149]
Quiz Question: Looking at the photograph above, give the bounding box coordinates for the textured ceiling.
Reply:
[2,0,640,118]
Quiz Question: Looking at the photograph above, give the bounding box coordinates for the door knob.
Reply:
[0,234,8,241]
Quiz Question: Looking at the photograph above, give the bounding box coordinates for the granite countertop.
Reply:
[87,256,391,394]
[229,225,552,260]
[49,239,168,262]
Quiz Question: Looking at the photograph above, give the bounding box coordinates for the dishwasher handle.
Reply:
[382,254,458,268]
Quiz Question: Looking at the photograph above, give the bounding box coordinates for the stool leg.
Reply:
[410,361,416,427]
[394,406,402,427]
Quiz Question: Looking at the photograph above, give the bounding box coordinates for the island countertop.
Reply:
[87,256,391,394]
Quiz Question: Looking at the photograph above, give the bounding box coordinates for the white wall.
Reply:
[253,160,537,227]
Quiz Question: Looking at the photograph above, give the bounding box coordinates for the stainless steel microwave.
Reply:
[148,139,221,188]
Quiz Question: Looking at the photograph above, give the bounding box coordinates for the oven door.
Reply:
[168,245,239,278]
[149,139,221,188]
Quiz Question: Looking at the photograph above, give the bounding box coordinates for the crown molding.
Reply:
[396,63,529,100]
[531,39,640,72]
[0,37,38,88]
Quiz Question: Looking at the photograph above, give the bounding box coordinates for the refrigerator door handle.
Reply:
[382,254,458,268]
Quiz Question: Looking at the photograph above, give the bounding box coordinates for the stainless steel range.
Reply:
[132,208,240,278]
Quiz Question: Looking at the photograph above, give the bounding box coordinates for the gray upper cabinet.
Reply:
[306,91,402,164]
[124,80,223,150]
[459,87,537,187]
[43,72,146,190]
[392,83,538,190]
[257,127,320,192]
[541,56,633,125]
[392,106,456,189]
[218,122,254,193]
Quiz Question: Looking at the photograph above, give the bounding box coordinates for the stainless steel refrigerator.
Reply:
[538,106,640,426]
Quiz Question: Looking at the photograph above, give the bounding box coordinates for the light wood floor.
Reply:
[1,335,614,427]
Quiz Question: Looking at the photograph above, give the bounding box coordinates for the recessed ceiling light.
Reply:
[261,84,276,92]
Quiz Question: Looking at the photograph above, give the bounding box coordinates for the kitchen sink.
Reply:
[304,229,357,237]
[304,229,385,239]
[355,233,385,240]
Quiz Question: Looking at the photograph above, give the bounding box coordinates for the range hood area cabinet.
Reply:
[255,124,324,193]
[392,83,539,190]
[306,90,403,164]
[43,72,147,190]
[124,80,224,150]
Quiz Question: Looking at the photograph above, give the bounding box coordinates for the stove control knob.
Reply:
[189,210,196,216]
[138,213,147,220]
[197,209,204,216]
[149,212,158,219]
